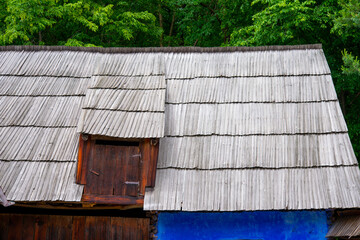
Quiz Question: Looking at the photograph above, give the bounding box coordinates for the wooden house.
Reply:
[0,44,360,239]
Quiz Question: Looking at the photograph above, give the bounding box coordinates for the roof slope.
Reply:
[0,50,96,201]
[0,49,165,202]
[77,53,166,138]
[0,45,359,210]
[143,47,360,211]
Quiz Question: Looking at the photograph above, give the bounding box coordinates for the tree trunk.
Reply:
[340,90,346,116]
[168,12,176,46]
[158,4,163,47]
[39,31,42,44]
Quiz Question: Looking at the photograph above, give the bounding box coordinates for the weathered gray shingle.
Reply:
[326,215,360,238]
[145,167,360,211]
[0,45,359,210]
[77,53,166,138]
[144,47,360,211]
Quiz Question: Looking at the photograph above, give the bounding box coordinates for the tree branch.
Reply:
[158,3,163,47]
[199,3,222,25]
[168,12,176,46]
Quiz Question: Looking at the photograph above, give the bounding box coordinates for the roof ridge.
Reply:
[0,44,322,53]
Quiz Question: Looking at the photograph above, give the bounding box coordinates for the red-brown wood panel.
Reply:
[124,146,141,197]
[76,135,92,184]
[79,137,159,205]
[8,214,23,239]
[114,146,127,196]
[97,145,114,195]
[140,139,159,189]
[72,216,86,240]
[46,215,72,240]
[127,218,150,240]
[95,216,111,240]
[106,145,116,195]
[87,144,104,195]
[110,217,123,239]
[84,216,96,240]
[34,215,48,240]
[0,214,9,240]
[0,214,149,240]
[85,144,142,197]
[22,215,35,240]
[148,140,160,187]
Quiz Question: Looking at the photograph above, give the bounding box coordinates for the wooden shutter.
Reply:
[77,135,159,205]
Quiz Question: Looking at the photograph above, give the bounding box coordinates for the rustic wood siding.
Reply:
[0,213,149,240]
[84,143,141,197]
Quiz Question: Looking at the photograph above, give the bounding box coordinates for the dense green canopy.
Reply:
[1,0,359,160]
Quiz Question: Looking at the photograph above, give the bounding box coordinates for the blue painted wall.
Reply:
[156,211,329,240]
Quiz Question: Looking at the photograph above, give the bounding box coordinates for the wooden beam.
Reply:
[76,135,84,184]
[140,140,151,194]
[82,194,144,205]
[148,139,159,188]
[76,134,92,184]
[140,139,159,189]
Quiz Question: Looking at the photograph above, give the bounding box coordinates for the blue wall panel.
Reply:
[157,211,328,240]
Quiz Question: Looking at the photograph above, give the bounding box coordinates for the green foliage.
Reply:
[229,0,338,46]
[336,50,360,157]
[168,0,256,46]
[332,0,360,39]
[342,50,360,77]
[1,0,61,44]
[0,0,161,46]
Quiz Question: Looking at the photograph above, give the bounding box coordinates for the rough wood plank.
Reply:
[139,218,151,240]
[125,146,141,197]
[84,143,102,195]
[22,215,35,240]
[0,213,150,240]
[82,194,144,205]
[102,145,115,195]
[140,140,151,193]
[76,135,92,184]
[84,216,96,240]
[0,214,9,240]
[148,139,159,187]
[46,215,58,240]
[8,214,23,240]
[80,138,152,204]
[34,215,48,240]
[140,139,159,189]
[114,145,126,196]
[72,216,86,240]
[124,218,150,240]
[110,217,123,240]
[76,135,84,184]
[95,216,110,240]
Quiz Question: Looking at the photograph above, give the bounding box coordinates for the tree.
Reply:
[229,0,339,46]
[0,0,162,47]
[331,0,360,157]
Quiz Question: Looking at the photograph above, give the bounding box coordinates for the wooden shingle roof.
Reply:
[0,44,359,210]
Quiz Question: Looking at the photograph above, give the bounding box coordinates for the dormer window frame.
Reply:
[76,134,159,206]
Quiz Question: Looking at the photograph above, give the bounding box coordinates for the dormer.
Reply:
[76,54,165,206]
